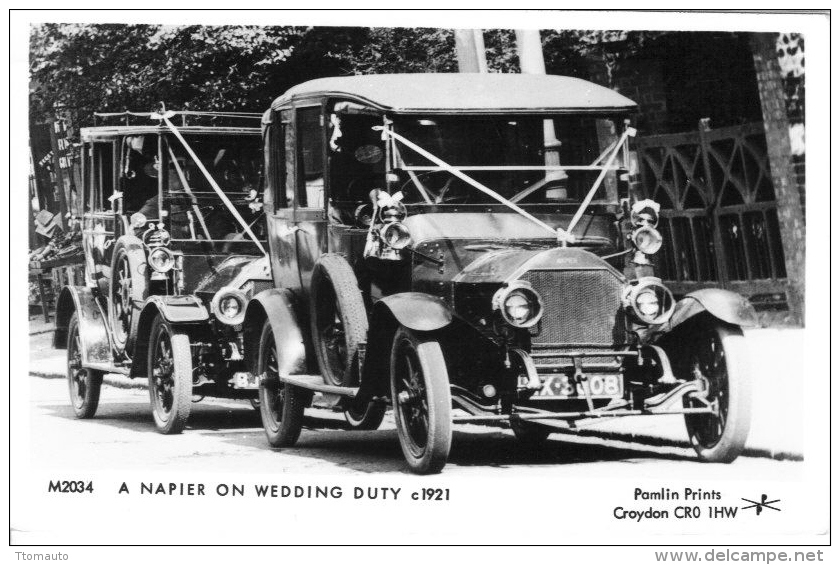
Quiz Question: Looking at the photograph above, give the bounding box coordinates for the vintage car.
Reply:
[53,109,271,434]
[239,73,757,474]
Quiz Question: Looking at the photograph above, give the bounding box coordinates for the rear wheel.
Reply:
[257,320,307,447]
[147,315,192,434]
[310,254,368,387]
[66,313,103,419]
[680,321,751,463]
[390,327,452,474]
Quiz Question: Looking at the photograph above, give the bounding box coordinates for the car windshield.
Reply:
[390,114,626,206]
[162,134,265,241]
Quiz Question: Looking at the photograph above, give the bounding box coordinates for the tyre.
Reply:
[66,313,103,419]
[680,321,751,463]
[147,315,193,434]
[344,400,387,431]
[390,327,452,474]
[511,419,552,447]
[310,254,368,387]
[257,320,307,447]
[109,236,148,356]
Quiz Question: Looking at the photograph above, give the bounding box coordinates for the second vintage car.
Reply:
[238,74,758,474]
[53,108,270,433]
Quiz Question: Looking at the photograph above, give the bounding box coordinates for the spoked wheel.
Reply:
[109,236,148,356]
[310,254,368,387]
[390,327,452,474]
[681,321,751,463]
[147,315,193,434]
[344,400,387,431]
[257,320,307,448]
[66,313,103,419]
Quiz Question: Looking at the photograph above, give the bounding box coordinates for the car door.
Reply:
[292,104,328,297]
[81,138,119,290]
[264,109,302,291]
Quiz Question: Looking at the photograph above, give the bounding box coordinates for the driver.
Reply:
[327,113,386,226]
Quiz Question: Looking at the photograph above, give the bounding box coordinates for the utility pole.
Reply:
[515,29,565,184]
[454,29,488,73]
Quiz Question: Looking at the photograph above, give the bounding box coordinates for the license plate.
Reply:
[521,374,624,398]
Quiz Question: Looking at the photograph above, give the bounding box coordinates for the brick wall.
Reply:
[750,33,805,326]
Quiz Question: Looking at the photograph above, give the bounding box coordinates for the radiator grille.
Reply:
[523,270,627,346]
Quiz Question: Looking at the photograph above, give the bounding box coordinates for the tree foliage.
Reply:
[30,25,804,136]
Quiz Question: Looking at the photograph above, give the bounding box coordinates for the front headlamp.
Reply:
[379,222,412,250]
[492,281,544,328]
[622,277,675,325]
[211,287,247,326]
[148,247,175,273]
[631,225,663,256]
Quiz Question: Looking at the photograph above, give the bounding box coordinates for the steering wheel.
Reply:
[398,170,469,204]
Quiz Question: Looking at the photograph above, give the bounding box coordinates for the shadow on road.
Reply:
[39,400,264,435]
[256,425,701,474]
[39,400,701,473]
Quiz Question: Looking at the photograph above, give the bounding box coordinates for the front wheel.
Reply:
[147,315,193,434]
[390,327,452,474]
[680,321,751,463]
[66,313,103,419]
[257,320,307,447]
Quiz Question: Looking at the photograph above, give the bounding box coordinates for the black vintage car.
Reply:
[241,74,757,474]
[53,110,271,434]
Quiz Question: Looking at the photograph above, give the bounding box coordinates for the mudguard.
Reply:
[372,292,453,332]
[53,286,113,366]
[358,292,454,400]
[129,295,210,378]
[243,289,308,377]
[141,295,210,324]
[661,288,758,332]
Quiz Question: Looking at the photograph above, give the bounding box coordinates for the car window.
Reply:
[162,134,264,241]
[296,107,324,209]
[393,115,621,205]
[120,134,159,216]
[89,141,115,212]
[265,120,287,209]
[328,112,385,204]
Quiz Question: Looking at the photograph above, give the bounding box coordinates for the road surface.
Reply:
[28,372,802,478]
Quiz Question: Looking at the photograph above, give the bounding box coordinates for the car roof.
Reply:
[80,125,261,140]
[271,73,637,114]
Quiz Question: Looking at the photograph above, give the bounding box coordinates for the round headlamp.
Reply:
[211,287,247,326]
[492,281,544,329]
[622,277,675,325]
[147,247,175,273]
[379,222,412,250]
[631,225,663,255]
[130,212,147,228]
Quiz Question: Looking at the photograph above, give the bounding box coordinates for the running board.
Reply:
[277,374,358,398]
[83,362,130,375]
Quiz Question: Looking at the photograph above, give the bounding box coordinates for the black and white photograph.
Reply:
[8,8,832,556]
